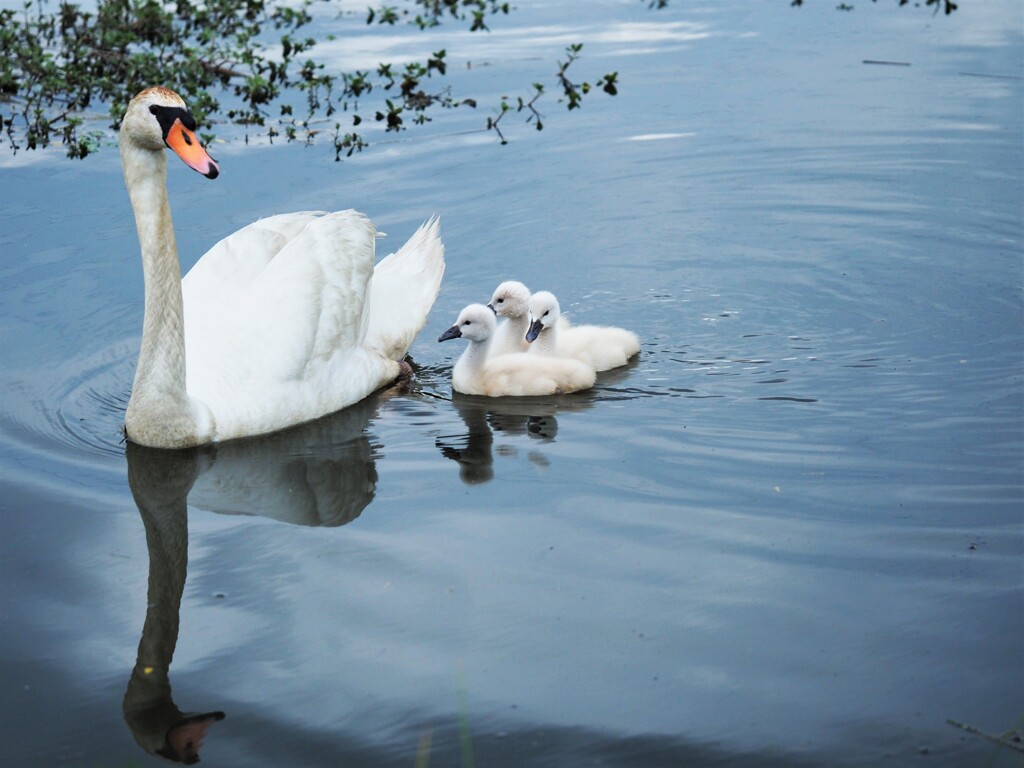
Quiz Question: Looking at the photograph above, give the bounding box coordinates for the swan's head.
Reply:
[120,86,220,179]
[438,304,497,343]
[526,291,560,343]
[487,281,531,319]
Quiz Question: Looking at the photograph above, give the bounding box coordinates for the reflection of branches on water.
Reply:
[436,394,593,484]
[790,0,958,14]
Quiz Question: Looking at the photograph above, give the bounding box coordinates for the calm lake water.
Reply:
[1,1,1022,766]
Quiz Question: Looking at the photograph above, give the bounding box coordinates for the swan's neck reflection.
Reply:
[123,444,224,763]
[121,394,385,761]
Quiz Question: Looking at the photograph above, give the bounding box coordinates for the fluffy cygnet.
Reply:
[439,304,595,396]
[487,280,570,356]
[526,291,640,372]
[487,280,533,356]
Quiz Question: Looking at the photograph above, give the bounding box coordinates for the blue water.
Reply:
[1,1,1021,766]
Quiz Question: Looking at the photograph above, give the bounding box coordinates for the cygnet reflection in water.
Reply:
[435,394,594,484]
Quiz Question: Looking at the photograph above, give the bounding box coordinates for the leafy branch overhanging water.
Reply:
[0,0,620,160]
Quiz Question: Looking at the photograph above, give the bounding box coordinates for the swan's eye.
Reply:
[496,298,504,304]
[463,320,471,326]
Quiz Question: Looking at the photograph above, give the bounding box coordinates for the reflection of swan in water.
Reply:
[435,394,593,484]
[122,393,385,761]
[123,444,224,764]
[186,394,382,526]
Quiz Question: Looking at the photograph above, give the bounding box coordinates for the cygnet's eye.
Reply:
[496,297,504,304]
[463,319,472,326]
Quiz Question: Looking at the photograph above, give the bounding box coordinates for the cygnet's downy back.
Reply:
[526,291,639,372]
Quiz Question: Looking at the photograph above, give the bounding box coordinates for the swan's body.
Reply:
[487,280,568,356]
[526,291,640,372]
[438,305,595,397]
[120,87,444,448]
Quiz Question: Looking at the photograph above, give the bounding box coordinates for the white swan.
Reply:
[438,304,595,396]
[526,291,640,372]
[487,280,569,356]
[119,86,444,448]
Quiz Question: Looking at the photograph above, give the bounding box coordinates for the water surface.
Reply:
[1,1,1022,766]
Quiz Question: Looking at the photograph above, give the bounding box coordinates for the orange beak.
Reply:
[164,119,220,179]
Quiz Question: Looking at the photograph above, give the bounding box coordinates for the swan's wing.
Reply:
[364,216,445,361]
[248,210,377,371]
[185,210,377,385]
[182,212,325,298]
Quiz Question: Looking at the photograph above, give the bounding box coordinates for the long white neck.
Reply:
[533,321,559,356]
[456,336,493,379]
[121,141,198,446]
[510,313,531,346]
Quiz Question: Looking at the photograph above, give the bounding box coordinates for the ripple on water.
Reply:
[2,339,136,469]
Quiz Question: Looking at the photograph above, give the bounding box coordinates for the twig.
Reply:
[86,47,245,78]
[946,719,1024,754]
[201,60,246,79]
[958,71,1024,81]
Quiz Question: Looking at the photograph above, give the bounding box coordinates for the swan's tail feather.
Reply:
[364,216,445,361]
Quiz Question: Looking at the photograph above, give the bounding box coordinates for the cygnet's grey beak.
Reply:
[486,303,497,315]
[438,325,462,342]
[525,318,543,343]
